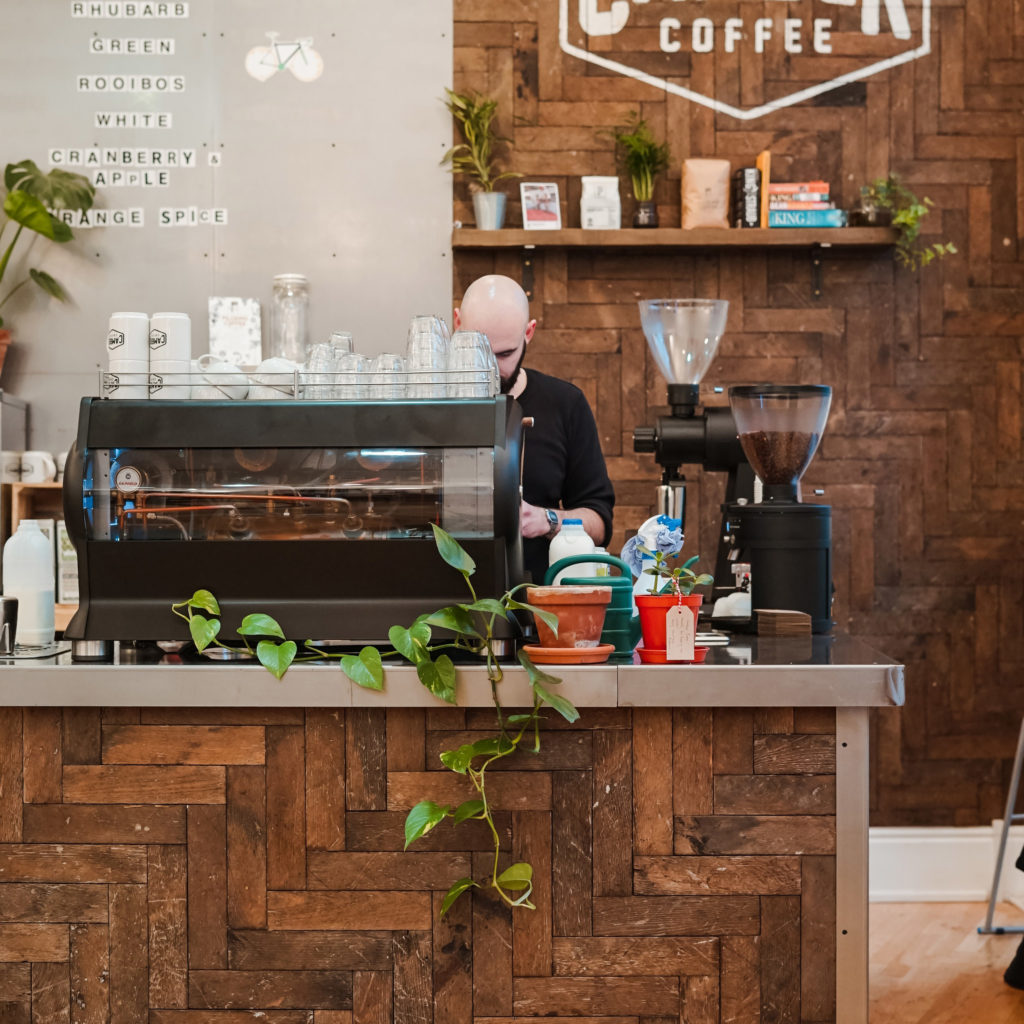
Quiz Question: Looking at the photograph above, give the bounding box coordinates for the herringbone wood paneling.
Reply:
[450,0,1024,828]
[0,706,837,1022]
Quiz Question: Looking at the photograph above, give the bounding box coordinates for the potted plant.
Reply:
[850,174,957,270]
[0,159,96,371]
[441,88,521,231]
[174,524,578,916]
[633,547,713,652]
[608,112,671,228]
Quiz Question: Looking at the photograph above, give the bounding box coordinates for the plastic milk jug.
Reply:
[548,518,596,584]
[3,520,55,646]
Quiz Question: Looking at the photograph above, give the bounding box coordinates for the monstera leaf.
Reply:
[4,160,95,212]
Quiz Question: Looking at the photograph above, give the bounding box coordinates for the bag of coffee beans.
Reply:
[681,159,731,229]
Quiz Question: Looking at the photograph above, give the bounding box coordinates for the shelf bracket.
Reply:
[810,243,825,300]
[520,246,536,301]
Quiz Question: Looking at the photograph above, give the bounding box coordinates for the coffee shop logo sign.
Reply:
[560,0,931,120]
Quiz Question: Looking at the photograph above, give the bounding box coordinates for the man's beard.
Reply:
[499,345,527,394]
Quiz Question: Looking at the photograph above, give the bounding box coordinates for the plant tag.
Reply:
[665,605,695,662]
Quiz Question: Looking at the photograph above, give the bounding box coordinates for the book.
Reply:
[768,181,829,194]
[731,167,760,228]
[768,209,848,228]
[769,201,835,211]
[769,192,831,203]
[756,150,772,228]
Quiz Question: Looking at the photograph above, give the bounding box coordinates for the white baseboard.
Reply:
[870,823,1024,903]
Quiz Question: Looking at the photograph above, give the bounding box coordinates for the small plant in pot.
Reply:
[607,112,671,228]
[442,88,521,231]
[633,547,713,659]
[850,174,957,270]
[0,159,96,372]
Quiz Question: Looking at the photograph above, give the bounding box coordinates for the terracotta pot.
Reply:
[0,329,11,379]
[635,592,702,650]
[525,585,612,648]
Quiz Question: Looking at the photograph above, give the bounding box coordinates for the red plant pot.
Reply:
[525,586,613,648]
[634,593,702,651]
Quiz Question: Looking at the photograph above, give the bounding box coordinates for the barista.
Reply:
[454,274,615,582]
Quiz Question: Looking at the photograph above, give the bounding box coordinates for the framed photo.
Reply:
[520,182,562,230]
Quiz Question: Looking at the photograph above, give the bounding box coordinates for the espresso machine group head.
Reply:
[723,384,834,633]
[631,299,754,585]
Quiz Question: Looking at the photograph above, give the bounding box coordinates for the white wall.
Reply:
[0,0,453,450]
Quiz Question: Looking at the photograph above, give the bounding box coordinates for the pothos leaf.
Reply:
[533,682,580,724]
[404,800,450,850]
[340,647,384,691]
[188,613,220,652]
[389,624,429,665]
[452,799,485,824]
[508,599,559,636]
[416,655,457,705]
[440,876,479,917]
[431,523,476,576]
[238,613,286,639]
[496,861,533,892]
[517,649,562,688]
[424,605,479,637]
[188,589,220,615]
[256,640,296,680]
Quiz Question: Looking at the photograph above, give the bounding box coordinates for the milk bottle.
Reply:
[3,520,55,646]
[548,518,596,584]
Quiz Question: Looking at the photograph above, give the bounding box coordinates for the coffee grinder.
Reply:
[631,299,755,591]
[723,384,834,633]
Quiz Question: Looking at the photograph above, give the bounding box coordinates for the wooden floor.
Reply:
[870,902,1024,1023]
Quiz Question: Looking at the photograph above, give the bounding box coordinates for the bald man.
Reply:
[454,274,615,583]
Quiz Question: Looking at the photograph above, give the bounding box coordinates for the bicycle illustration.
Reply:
[245,32,324,83]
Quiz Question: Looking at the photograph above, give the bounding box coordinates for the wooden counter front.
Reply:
[0,639,899,1022]
[0,700,869,1024]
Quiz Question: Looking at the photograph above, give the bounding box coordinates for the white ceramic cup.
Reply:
[0,451,22,482]
[102,371,149,400]
[193,353,249,400]
[248,384,292,400]
[249,357,296,398]
[56,451,69,482]
[20,451,57,483]
[149,360,191,400]
[107,312,149,362]
[149,312,191,362]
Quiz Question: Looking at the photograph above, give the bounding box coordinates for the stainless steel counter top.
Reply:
[0,634,904,708]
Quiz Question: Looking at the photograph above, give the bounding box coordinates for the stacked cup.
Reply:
[104,312,150,399]
[148,312,192,399]
[406,315,450,398]
[449,330,499,398]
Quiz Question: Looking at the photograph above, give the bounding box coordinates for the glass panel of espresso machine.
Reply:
[81,446,492,543]
[64,397,524,646]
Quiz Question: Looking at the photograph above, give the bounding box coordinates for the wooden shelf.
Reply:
[452,227,897,249]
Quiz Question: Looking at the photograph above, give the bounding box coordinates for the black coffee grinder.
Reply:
[631,299,755,593]
[722,384,834,633]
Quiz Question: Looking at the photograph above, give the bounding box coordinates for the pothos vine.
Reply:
[172,523,577,915]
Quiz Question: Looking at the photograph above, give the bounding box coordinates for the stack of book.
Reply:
[755,608,813,637]
[768,182,847,228]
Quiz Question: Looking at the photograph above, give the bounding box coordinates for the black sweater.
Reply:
[515,368,615,583]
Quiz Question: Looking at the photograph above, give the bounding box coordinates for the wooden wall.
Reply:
[451,0,1024,827]
[0,705,837,1022]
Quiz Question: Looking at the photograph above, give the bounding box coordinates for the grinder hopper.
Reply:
[728,384,832,502]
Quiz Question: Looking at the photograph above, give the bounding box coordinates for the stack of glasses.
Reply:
[297,316,499,400]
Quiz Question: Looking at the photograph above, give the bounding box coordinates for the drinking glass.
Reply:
[450,330,499,396]
[303,342,337,400]
[448,344,494,398]
[372,352,407,400]
[338,352,370,400]
[329,331,354,357]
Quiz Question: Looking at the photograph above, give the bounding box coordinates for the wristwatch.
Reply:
[544,508,560,539]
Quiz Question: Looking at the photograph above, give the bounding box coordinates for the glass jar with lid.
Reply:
[269,273,309,363]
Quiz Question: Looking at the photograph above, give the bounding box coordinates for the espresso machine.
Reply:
[631,299,755,593]
[63,396,527,649]
[722,384,834,633]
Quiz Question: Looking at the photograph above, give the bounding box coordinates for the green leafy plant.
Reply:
[0,160,96,328]
[858,175,957,271]
[172,524,577,916]
[441,88,521,193]
[607,112,671,202]
[640,546,713,596]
